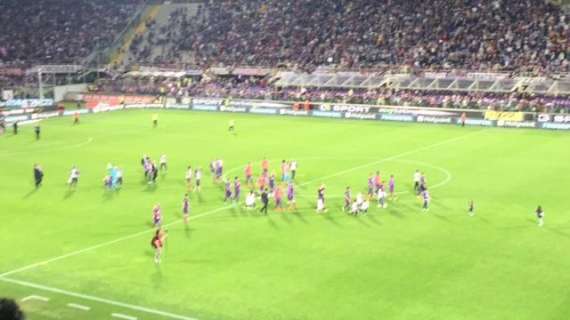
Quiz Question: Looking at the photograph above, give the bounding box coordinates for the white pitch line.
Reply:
[0,130,480,320]
[21,295,50,302]
[112,313,138,320]
[0,205,229,278]
[1,277,196,320]
[0,137,94,157]
[67,303,91,311]
[0,129,482,279]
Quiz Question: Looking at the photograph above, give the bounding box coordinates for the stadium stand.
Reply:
[0,0,143,66]
[130,0,568,73]
[0,0,568,108]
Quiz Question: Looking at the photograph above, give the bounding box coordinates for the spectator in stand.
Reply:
[130,0,568,74]
[0,0,142,66]
[95,75,570,113]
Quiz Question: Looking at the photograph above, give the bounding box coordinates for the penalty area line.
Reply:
[1,277,197,320]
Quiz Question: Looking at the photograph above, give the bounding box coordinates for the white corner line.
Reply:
[21,295,49,302]
[67,303,91,311]
[2,277,197,320]
[112,313,138,320]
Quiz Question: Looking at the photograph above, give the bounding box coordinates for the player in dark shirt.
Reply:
[34,125,40,140]
[33,164,44,188]
[468,200,475,216]
[13,121,18,135]
[260,189,269,215]
[536,205,544,227]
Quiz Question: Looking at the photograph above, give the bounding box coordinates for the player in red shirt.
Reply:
[261,158,269,175]
[257,175,267,192]
[244,162,253,187]
[151,228,167,264]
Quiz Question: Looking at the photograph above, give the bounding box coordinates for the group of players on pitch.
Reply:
[30,116,547,265]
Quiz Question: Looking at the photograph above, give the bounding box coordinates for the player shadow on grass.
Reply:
[545,226,570,239]
[431,213,452,223]
[184,225,192,238]
[323,212,343,228]
[266,216,280,230]
[351,214,371,228]
[366,213,382,226]
[152,266,163,290]
[143,184,158,193]
[278,211,293,224]
[22,188,39,199]
[290,211,309,224]
[387,207,406,219]
[195,192,204,203]
[102,189,116,201]
[63,188,76,199]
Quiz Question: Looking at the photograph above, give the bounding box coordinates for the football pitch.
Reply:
[1,109,570,320]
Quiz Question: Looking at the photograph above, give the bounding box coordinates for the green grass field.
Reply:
[1,110,570,320]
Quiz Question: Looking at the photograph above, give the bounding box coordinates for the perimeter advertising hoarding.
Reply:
[484,111,524,122]
[0,99,54,108]
[537,114,570,124]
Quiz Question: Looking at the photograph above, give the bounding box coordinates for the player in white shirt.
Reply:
[68,166,80,188]
[194,168,202,192]
[536,206,545,227]
[360,199,369,214]
[185,166,193,190]
[245,191,256,210]
[159,154,168,171]
[377,187,387,208]
[290,160,298,180]
[350,201,359,215]
[413,169,421,193]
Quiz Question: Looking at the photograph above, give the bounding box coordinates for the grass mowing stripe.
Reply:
[1,277,196,320]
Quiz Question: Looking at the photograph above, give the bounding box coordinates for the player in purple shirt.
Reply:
[182,194,190,225]
[388,175,396,200]
[224,179,232,202]
[269,173,276,192]
[367,174,374,199]
[152,204,162,226]
[422,189,430,212]
[287,182,297,211]
[233,177,241,203]
[215,159,224,182]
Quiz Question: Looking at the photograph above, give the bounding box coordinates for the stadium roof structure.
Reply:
[274,71,570,96]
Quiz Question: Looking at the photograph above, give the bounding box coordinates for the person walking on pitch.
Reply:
[536,205,545,227]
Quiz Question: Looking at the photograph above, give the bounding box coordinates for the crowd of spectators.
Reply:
[95,76,570,113]
[0,0,142,66]
[134,0,569,74]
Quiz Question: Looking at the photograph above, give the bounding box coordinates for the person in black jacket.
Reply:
[34,164,44,188]
[0,298,24,320]
[260,188,269,215]
[34,125,40,140]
